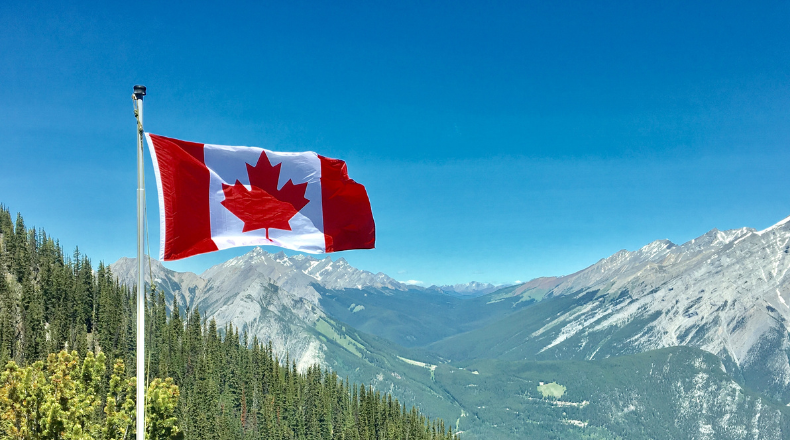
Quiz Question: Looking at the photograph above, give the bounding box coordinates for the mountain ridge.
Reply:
[430,215,790,402]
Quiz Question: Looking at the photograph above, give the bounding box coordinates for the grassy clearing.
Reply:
[537,382,567,399]
[314,318,365,357]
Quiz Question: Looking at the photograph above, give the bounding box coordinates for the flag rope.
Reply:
[135,94,156,389]
[132,94,154,339]
[133,96,143,135]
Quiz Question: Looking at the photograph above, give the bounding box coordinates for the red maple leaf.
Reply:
[221,151,310,239]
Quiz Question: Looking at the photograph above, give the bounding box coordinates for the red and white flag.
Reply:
[145,133,375,260]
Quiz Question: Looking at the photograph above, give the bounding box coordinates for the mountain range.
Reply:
[428,282,504,298]
[111,214,790,439]
[431,216,790,402]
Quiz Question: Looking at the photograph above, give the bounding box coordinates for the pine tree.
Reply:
[20,277,44,363]
[0,274,15,366]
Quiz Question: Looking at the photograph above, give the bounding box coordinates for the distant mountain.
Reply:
[428,281,505,298]
[112,257,205,312]
[112,248,406,368]
[431,215,790,402]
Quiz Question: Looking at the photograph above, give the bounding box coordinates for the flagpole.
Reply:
[133,84,147,440]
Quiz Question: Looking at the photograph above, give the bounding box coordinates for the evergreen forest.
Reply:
[0,205,458,440]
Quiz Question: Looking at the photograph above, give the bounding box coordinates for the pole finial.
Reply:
[133,85,147,99]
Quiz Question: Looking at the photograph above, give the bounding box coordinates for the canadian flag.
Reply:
[145,134,375,260]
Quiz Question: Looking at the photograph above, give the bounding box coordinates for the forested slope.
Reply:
[0,205,457,440]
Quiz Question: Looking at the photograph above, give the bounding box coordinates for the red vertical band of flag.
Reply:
[319,155,376,252]
[148,134,218,260]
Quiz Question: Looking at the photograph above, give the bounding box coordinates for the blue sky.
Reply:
[2,0,789,286]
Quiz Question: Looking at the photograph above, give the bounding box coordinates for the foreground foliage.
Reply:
[0,350,181,440]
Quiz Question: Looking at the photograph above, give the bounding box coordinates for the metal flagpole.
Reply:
[133,84,147,440]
